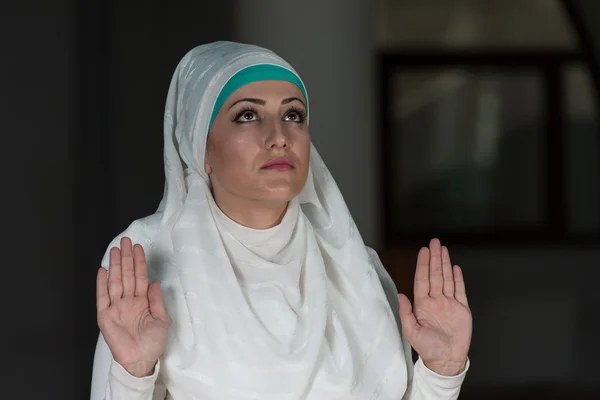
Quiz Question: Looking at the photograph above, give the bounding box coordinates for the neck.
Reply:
[212,190,289,229]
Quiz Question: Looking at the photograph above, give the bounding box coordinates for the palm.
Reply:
[96,237,169,377]
[398,239,472,376]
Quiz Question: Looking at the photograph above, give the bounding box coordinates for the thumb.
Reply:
[148,282,169,323]
[398,293,419,341]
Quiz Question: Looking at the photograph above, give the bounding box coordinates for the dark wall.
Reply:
[1,1,233,398]
[1,1,78,398]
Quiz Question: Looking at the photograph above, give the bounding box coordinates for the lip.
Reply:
[261,157,294,169]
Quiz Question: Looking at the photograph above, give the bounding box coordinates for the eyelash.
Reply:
[232,106,307,124]
[232,106,257,123]
[286,107,307,123]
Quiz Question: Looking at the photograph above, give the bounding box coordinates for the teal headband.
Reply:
[209,64,308,130]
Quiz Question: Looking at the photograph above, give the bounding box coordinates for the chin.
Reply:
[261,189,298,204]
[254,182,302,203]
[257,176,306,202]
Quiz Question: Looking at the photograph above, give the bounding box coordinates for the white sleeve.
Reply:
[365,246,469,400]
[402,351,469,399]
[90,333,168,400]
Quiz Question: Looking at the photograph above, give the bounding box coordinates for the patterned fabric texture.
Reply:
[100,41,409,400]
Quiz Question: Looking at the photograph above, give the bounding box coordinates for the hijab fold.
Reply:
[101,41,407,399]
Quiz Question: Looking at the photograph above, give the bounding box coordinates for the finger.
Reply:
[414,247,430,299]
[148,281,168,322]
[108,247,123,301]
[398,293,420,344]
[133,244,149,297]
[120,237,135,298]
[453,265,469,307]
[96,268,110,313]
[441,246,455,296]
[428,238,443,295]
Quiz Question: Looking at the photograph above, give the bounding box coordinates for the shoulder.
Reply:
[365,247,397,295]
[100,214,164,271]
[366,246,401,328]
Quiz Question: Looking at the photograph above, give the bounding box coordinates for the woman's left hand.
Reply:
[398,238,472,376]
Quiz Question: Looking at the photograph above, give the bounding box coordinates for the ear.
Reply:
[205,162,212,175]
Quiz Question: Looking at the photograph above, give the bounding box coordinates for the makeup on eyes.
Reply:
[232,105,307,124]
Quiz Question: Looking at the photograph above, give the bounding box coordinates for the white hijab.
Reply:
[101,41,408,399]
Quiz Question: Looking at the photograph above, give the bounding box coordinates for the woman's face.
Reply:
[205,80,310,207]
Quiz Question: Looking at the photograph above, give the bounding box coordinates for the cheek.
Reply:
[297,132,311,164]
[211,135,256,173]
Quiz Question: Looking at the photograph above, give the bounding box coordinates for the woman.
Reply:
[91,41,472,400]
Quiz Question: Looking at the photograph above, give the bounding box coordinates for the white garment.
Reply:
[90,248,469,400]
[90,41,469,400]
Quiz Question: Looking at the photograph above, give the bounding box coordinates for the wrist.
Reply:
[423,359,467,376]
[121,360,158,377]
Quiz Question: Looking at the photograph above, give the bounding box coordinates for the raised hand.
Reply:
[96,237,169,377]
[398,238,472,376]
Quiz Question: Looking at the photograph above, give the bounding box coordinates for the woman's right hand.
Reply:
[96,237,169,377]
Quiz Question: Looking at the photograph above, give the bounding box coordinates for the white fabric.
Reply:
[90,250,469,400]
[90,41,468,399]
[90,251,469,400]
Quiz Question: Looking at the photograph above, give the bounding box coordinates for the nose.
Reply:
[265,119,289,149]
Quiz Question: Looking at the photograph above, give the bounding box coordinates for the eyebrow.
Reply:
[228,97,305,110]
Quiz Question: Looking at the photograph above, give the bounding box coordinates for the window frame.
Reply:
[377,48,600,247]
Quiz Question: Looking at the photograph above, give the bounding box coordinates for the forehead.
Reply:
[225,80,305,103]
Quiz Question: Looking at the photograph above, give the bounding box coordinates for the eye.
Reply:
[233,108,258,123]
[284,108,307,123]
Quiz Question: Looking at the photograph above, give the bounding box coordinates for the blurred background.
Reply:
[2,0,599,398]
